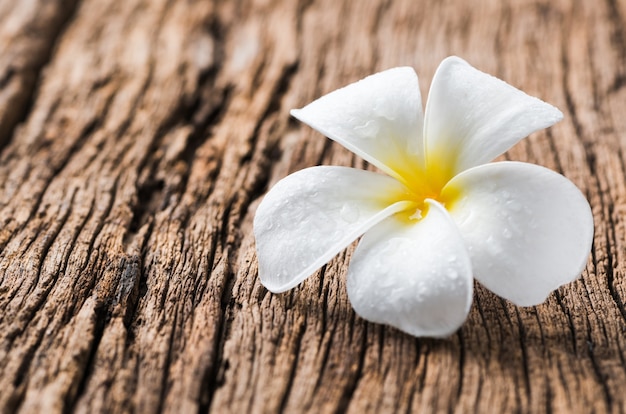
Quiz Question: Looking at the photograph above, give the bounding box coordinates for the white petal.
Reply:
[346,200,473,338]
[291,67,425,185]
[424,56,563,185]
[442,161,593,306]
[254,166,414,293]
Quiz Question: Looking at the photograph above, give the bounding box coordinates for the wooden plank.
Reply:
[0,0,625,412]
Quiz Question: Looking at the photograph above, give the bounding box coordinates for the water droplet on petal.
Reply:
[416,283,427,301]
[331,229,344,242]
[353,120,380,139]
[340,203,360,223]
[505,199,522,212]
[448,268,459,280]
[409,209,423,220]
[502,227,512,239]
[486,235,503,255]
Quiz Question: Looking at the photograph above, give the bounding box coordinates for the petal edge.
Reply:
[291,67,426,185]
[254,166,413,293]
[347,200,473,337]
[425,56,563,185]
[442,161,593,306]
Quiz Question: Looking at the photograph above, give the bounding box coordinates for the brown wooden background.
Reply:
[1,0,625,412]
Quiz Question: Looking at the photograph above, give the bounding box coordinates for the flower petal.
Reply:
[441,161,594,306]
[424,56,563,187]
[291,67,425,186]
[254,166,414,293]
[346,200,473,338]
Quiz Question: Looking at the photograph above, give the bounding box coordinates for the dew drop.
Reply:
[373,97,397,121]
[340,203,360,223]
[415,283,427,301]
[409,209,423,220]
[486,235,503,255]
[502,227,512,239]
[448,268,459,280]
[505,199,522,212]
[380,274,394,287]
[331,229,345,242]
[353,120,380,139]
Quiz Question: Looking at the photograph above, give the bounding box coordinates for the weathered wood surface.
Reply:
[1,0,625,412]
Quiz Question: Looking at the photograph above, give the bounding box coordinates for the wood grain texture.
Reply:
[0,0,625,412]
[0,0,78,146]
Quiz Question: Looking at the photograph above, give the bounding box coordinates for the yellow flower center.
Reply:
[385,151,460,222]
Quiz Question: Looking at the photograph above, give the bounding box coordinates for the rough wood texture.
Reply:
[1,0,625,412]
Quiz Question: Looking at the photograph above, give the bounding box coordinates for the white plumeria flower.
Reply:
[253,56,594,338]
